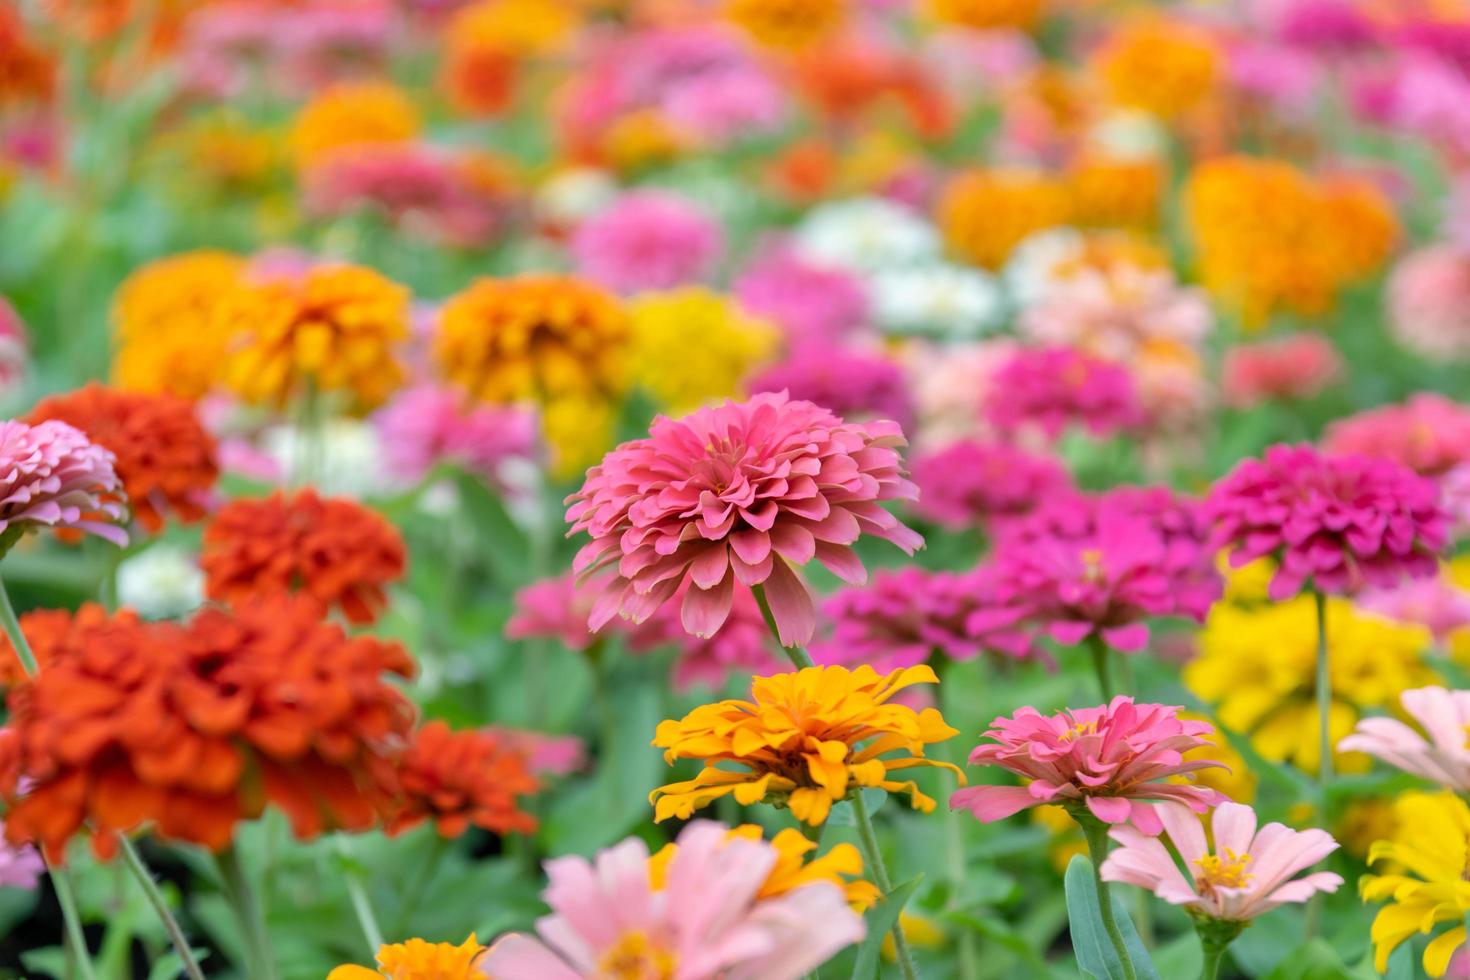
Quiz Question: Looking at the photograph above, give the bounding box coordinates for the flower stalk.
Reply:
[752,582,815,669]
[1193,915,1246,980]
[851,789,919,980]
[217,845,278,980]
[1075,810,1138,980]
[1313,589,1332,786]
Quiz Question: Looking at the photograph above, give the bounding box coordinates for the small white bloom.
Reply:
[1087,110,1170,162]
[792,197,940,274]
[264,419,384,498]
[871,263,1004,340]
[117,545,205,620]
[1004,227,1087,309]
[536,167,618,228]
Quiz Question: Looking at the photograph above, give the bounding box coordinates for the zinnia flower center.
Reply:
[597,930,676,980]
[1061,720,1099,741]
[1194,849,1254,891]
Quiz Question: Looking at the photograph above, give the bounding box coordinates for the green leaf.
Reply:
[453,472,533,587]
[1261,939,1356,980]
[19,947,66,979]
[850,874,924,980]
[1063,855,1159,980]
[146,950,212,980]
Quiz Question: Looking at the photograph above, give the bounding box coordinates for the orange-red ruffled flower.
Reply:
[27,383,218,534]
[387,721,538,839]
[0,603,135,687]
[201,489,407,625]
[0,597,416,862]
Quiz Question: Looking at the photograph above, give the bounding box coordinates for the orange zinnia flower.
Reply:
[0,603,134,687]
[938,167,1071,270]
[387,721,539,839]
[201,489,406,624]
[0,597,415,862]
[27,383,218,534]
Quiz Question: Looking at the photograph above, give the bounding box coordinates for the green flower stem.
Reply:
[751,583,814,669]
[2,571,204,980]
[337,837,385,955]
[217,846,278,980]
[1076,812,1138,980]
[1313,590,1333,786]
[1087,634,1114,702]
[852,790,919,980]
[50,865,98,980]
[1199,939,1227,980]
[936,661,978,980]
[118,838,206,980]
[1194,916,1246,980]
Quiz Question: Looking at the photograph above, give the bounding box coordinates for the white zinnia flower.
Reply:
[871,263,1004,341]
[792,197,940,274]
[263,418,384,498]
[117,545,205,620]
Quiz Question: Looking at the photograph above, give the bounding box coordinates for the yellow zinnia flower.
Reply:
[327,934,484,980]
[725,0,846,50]
[219,264,410,411]
[1093,18,1221,119]
[650,664,964,826]
[1362,792,1470,977]
[1185,595,1436,776]
[628,288,779,416]
[649,824,881,910]
[112,250,245,400]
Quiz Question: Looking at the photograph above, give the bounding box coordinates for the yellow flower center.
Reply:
[1061,720,1099,741]
[1081,548,1105,582]
[597,930,677,980]
[1195,849,1254,891]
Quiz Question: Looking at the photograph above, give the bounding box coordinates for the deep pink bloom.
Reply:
[506,573,599,653]
[0,420,127,549]
[950,697,1227,831]
[1339,686,1470,792]
[1206,443,1449,600]
[570,191,723,294]
[1323,395,1470,477]
[984,346,1144,442]
[749,349,914,433]
[373,384,536,486]
[566,392,922,647]
[1102,802,1342,921]
[812,566,1033,673]
[303,146,508,248]
[911,440,1072,531]
[1387,245,1470,363]
[481,820,864,980]
[1228,41,1322,113]
[733,250,869,351]
[1222,334,1343,409]
[1255,0,1377,51]
[988,488,1221,653]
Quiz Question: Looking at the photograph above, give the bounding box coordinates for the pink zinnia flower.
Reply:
[566,392,922,647]
[988,488,1221,653]
[1359,573,1470,643]
[0,827,43,890]
[482,820,864,980]
[663,69,787,144]
[1101,801,1342,921]
[484,727,587,777]
[0,298,29,396]
[1017,268,1212,363]
[1339,686,1470,792]
[1388,246,1470,363]
[373,384,536,487]
[570,191,723,295]
[749,349,914,433]
[984,346,1144,442]
[627,583,783,691]
[506,573,599,653]
[1206,443,1449,600]
[0,420,128,550]
[911,440,1072,531]
[1323,395,1470,477]
[950,697,1228,831]
[733,249,869,351]
[1222,334,1343,409]
[811,566,1032,673]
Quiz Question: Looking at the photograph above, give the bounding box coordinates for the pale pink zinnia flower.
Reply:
[1359,573,1470,643]
[911,439,1072,531]
[1388,246,1470,363]
[1339,686,1470,792]
[1222,334,1343,409]
[984,346,1144,443]
[950,697,1228,832]
[481,820,864,980]
[1206,443,1449,600]
[570,191,723,295]
[1101,802,1342,921]
[0,420,128,550]
[566,392,923,647]
[373,384,536,487]
[483,727,587,777]
[0,826,43,890]
[1323,394,1470,477]
[1017,267,1212,364]
[0,298,29,398]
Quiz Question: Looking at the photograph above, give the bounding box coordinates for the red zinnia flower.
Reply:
[387,721,538,839]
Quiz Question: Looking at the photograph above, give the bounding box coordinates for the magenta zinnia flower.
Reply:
[950,697,1227,831]
[984,345,1144,442]
[571,190,723,295]
[373,384,536,487]
[1206,443,1449,600]
[987,488,1221,653]
[733,249,868,351]
[812,566,1033,673]
[566,392,922,647]
[911,440,1072,531]
[1339,686,1470,792]
[482,820,864,980]
[1102,801,1342,921]
[0,419,127,550]
[749,349,915,433]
